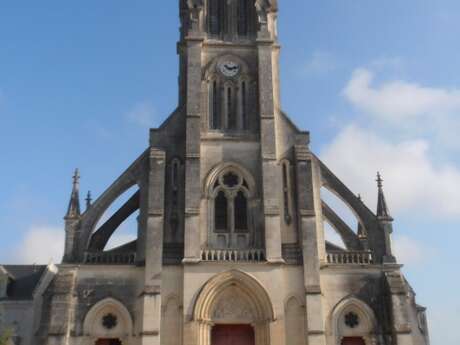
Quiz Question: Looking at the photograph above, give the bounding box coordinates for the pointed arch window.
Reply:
[241,80,248,130]
[208,0,256,39]
[234,191,248,231]
[209,169,253,248]
[237,0,249,36]
[215,191,228,232]
[208,0,225,37]
[227,86,237,130]
[207,58,256,133]
[209,80,221,129]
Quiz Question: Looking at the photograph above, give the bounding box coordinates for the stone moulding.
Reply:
[192,270,274,345]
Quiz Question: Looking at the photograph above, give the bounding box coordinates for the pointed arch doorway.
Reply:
[193,270,274,345]
[211,325,255,345]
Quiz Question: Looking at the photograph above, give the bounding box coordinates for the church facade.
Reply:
[0,1,430,345]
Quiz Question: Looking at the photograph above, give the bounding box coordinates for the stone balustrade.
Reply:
[84,251,136,265]
[326,251,373,265]
[201,248,266,262]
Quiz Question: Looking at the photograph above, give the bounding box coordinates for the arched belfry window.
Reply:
[240,79,249,130]
[208,167,254,249]
[237,0,257,37]
[226,84,237,129]
[209,79,221,129]
[207,56,256,133]
[207,0,257,39]
[208,0,225,37]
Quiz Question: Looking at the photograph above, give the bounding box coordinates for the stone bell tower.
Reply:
[174,0,288,264]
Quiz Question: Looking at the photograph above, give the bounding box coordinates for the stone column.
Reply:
[139,148,166,345]
[294,146,327,345]
[182,36,204,264]
[196,321,212,345]
[257,39,283,263]
[254,322,270,345]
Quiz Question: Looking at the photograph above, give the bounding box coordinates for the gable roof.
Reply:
[1,265,47,301]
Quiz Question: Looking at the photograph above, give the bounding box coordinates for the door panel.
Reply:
[341,337,366,345]
[212,324,255,345]
[95,340,122,345]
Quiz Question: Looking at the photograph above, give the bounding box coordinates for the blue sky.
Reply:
[0,1,459,344]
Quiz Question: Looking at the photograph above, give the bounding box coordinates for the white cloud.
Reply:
[11,225,136,263]
[392,235,427,265]
[14,226,64,264]
[321,125,460,218]
[126,101,156,128]
[344,68,460,120]
[304,51,337,75]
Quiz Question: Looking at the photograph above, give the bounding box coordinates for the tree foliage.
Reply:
[0,328,12,345]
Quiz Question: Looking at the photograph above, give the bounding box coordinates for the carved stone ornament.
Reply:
[255,0,277,24]
[212,295,254,321]
[102,313,118,330]
[344,312,360,328]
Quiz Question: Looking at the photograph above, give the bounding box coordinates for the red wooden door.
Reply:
[212,325,255,345]
[341,337,365,345]
[95,340,122,345]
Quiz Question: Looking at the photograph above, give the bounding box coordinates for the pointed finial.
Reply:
[65,169,81,219]
[376,172,384,189]
[376,172,392,220]
[357,194,362,201]
[85,191,92,210]
[73,168,80,187]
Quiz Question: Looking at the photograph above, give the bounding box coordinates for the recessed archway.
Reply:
[193,270,274,345]
[328,297,378,345]
[83,298,133,345]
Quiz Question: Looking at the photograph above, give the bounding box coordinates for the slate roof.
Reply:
[1,265,47,301]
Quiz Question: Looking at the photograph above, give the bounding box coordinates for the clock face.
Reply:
[218,61,241,77]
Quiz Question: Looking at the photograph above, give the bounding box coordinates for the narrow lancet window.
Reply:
[234,191,248,231]
[237,0,248,36]
[282,161,292,224]
[208,0,227,37]
[215,191,228,232]
[241,81,247,129]
[227,87,237,129]
[208,0,221,36]
[172,160,179,190]
[170,159,181,233]
[211,81,220,129]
